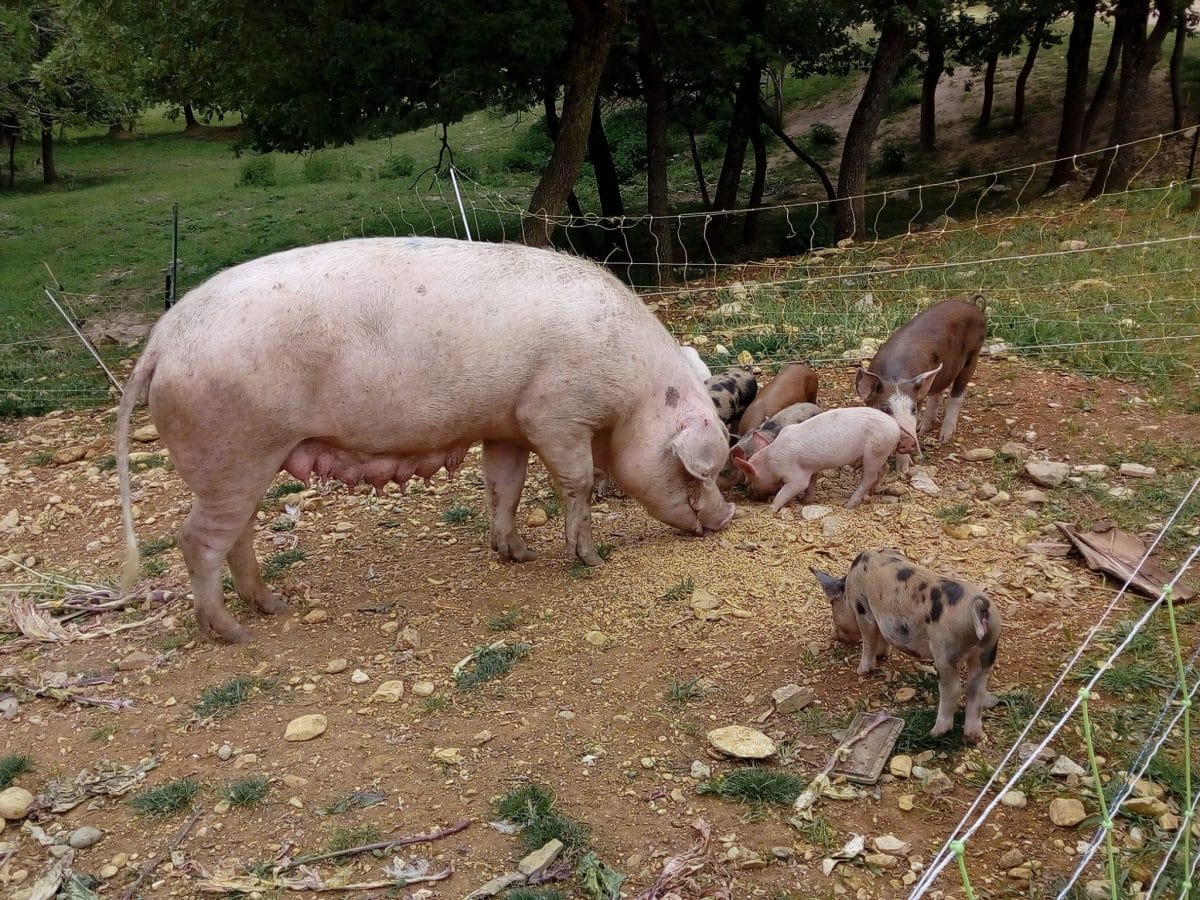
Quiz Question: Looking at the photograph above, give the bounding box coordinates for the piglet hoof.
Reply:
[843,497,862,510]
[929,720,953,739]
[856,663,875,677]
[252,591,290,616]
[963,727,983,745]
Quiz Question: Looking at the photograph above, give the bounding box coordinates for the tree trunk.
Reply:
[1082,23,1124,146]
[1047,0,1098,190]
[541,72,593,253]
[588,98,625,218]
[1012,20,1046,130]
[183,103,200,130]
[1169,4,1186,130]
[40,118,57,185]
[920,17,945,152]
[635,0,674,277]
[525,0,625,248]
[978,52,999,130]
[1087,0,1179,198]
[742,120,767,246]
[686,124,711,209]
[758,106,837,201]
[835,12,914,240]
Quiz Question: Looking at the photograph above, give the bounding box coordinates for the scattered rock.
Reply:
[1119,462,1156,479]
[897,794,915,811]
[217,744,233,761]
[999,848,1025,869]
[872,834,910,855]
[1132,778,1165,799]
[707,725,776,759]
[431,747,464,766]
[52,446,87,465]
[975,482,998,501]
[230,753,254,770]
[1016,489,1048,505]
[943,523,973,540]
[1085,880,1111,899]
[68,826,103,850]
[1123,796,1168,818]
[1050,756,1087,777]
[863,852,899,869]
[117,650,154,671]
[690,760,712,780]
[371,680,405,703]
[465,873,526,898]
[1049,797,1087,827]
[0,787,34,820]
[1059,239,1088,251]
[800,505,832,521]
[1159,811,1181,831]
[1025,460,1069,487]
[282,774,308,788]
[894,687,916,702]
[132,424,159,442]
[1001,790,1028,809]
[1070,278,1113,292]
[400,626,421,649]
[962,448,995,461]
[909,467,940,495]
[525,508,548,527]
[518,839,564,877]
[350,670,369,684]
[99,864,120,880]
[0,697,18,719]
[772,846,794,860]
[1000,441,1031,462]
[922,769,954,795]
[771,684,815,714]
[583,630,612,648]
[411,681,436,697]
[325,659,348,674]
[1008,865,1033,882]
[822,515,846,538]
[0,510,18,532]
[302,609,327,624]
[889,755,913,779]
[284,714,327,742]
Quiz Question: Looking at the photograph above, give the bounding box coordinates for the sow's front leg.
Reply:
[482,441,537,563]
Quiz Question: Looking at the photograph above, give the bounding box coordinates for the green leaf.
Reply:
[576,852,626,900]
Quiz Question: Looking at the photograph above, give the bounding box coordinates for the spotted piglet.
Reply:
[705,367,758,436]
[810,548,1001,744]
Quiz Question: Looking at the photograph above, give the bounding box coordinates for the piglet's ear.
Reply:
[809,567,846,601]
[748,429,771,455]
[670,417,725,480]
[906,363,943,401]
[732,455,756,476]
[855,368,882,402]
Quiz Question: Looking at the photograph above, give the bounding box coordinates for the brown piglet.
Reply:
[855,296,986,470]
[810,548,1001,744]
[737,362,819,436]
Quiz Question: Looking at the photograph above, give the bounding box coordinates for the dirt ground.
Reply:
[2,355,1200,900]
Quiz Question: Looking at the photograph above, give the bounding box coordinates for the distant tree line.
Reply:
[1,0,1195,252]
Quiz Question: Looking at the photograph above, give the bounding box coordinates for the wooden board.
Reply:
[831,712,905,785]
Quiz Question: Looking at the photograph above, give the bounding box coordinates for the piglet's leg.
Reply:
[770,474,812,513]
[847,454,886,508]
[963,644,1000,744]
[482,441,536,563]
[857,618,884,676]
[930,652,963,738]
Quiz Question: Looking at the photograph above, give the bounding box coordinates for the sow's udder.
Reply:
[282,439,471,490]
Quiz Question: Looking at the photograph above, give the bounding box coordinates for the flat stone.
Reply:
[894,687,916,703]
[1051,756,1087,777]
[888,755,913,779]
[325,658,348,674]
[962,448,995,461]
[771,684,815,714]
[1059,239,1088,251]
[118,650,154,671]
[233,753,257,769]
[350,669,369,684]
[1132,777,1165,799]
[999,848,1025,868]
[943,523,972,540]
[133,424,159,442]
[282,774,308,788]
[68,826,103,849]
[0,787,34,820]
[466,873,526,898]
[909,466,940,495]
[584,629,612,647]
[1123,796,1168,817]
[707,725,776,759]
[975,482,998,500]
[411,681,436,697]
[1001,790,1027,809]
[1073,463,1111,476]
[217,744,233,761]
[897,794,915,811]
[1049,797,1087,827]
[0,697,17,719]
[99,864,120,879]
[1025,460,1069,487]
[801,505,832,520]
[302,609,327,624]
[1085,880,1111,899]
[284,714,327,742]
[1000,441,1031,461]
[864,852,899,869]
[372,680,405,703]
[872,834,910,855]
[52,446,87,465]
[1008,865,1033,881]
[821,515,846,537]
[518,839,564,877]
[1016,489,1048,505]
[1119,462,1156,478]
[690,760,712,780]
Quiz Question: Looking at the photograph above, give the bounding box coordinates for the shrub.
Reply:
[378,151,415,180]
[603,105,647,183]
[879,142,907,174]
[807,122,839,148]
[502,118,554,173]
[302,152,351,183]
[237,155,276,187]
[885,68,922,115]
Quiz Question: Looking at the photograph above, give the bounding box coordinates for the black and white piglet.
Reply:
[705,367,758,435]
[810,548,1002,744]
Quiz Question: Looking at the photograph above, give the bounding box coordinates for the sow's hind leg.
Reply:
[227,520,289,616]
[482,441,536,563]
[521,417,602,566]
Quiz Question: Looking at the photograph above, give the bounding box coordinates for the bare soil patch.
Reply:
[2,356,1199,898]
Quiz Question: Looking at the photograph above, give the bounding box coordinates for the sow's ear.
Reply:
[809,567,846,601]
[670,416,725,480]
[855,368,883,402]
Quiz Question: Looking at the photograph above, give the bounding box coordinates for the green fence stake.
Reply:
[1164,583,1193,900]
[1079,688,1119,899]
[949,839,976,900]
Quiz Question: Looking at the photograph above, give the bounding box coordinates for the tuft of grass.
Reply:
[325,824,382,853]
[790,813,838,849]
[454,642,531,691]
[131,778,199,817]
[141,557,167,577]
[666,677,705,705]
[269,516,296,532]
[1076,658,1173,696]
[522,813,590,851]
[193,675,264,719]
[934,502,970,525]
[487,608,521,632]
[25,450,53,467]
[96,454,117,472]
[0,753,33,789]
[261,548,306,581]
[492,782,590,851]
[659,577,695,603]
[89,724,118,743]
[699,767,806,807]
[266,480,306,499]
[224,775,270,808]
[505,890,568,900]
[442,504,476,525]
[895,707,967,754]
[130,453,169,472]
[138,536,177,558]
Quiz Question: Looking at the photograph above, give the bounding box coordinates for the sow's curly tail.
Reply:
[117,350,158,595]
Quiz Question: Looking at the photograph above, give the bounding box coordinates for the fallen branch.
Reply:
[121,806,202,900]
[196,863,453,894]
[276,819,469,871]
